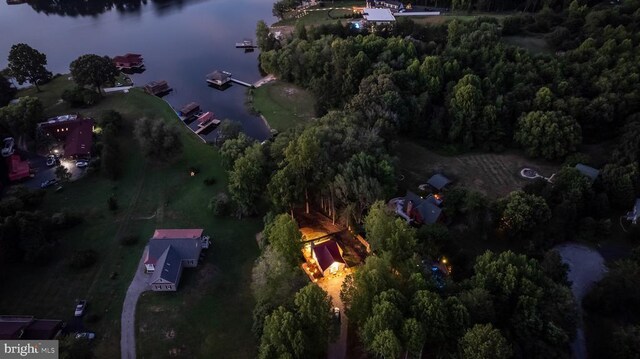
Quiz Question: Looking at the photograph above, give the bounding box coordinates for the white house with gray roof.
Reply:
[144,229,210,291]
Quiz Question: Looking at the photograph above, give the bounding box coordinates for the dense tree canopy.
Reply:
[514,111,582,160]
[7,43,51,91]
[0,96,43,139]
[69,54,118,93]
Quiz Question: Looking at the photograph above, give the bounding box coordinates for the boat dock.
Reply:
[194,112,220,135]
[195,119,220,134]
[235,39,257,48]
[230,78,254,87]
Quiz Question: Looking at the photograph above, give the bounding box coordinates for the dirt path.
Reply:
[554,243,607,359]
[120,252,150,359]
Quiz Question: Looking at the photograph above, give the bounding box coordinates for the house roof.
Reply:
[0,320,28,339]
[207,71,230,82]
[363,8,396,22]
[313,240,345,272]
[22,320,63,340]
[145,81,169,91]
[427,174,451,191]
[416,199,442,224]
[575,163,599,183]
[64,119,93,157]
[145,238,201,265]
[197,112,215,124]
[150,246,182,285]
[153,229,203,239]
[180,102,200,115]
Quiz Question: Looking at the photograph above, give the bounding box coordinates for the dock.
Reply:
[235,39,258,49]
[195,119,220,134]
[194,112,220,134]
[230,78,254,88]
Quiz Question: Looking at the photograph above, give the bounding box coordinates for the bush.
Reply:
[99,110,122,131]
[61,86,100,107]
[108,196,118,211]
[203,177,216,186]
[209,192,231,216]
[68,249,98,270]
[50,211,83,229]
[85,313,101,324]
[501,15,532,35]
[119,235,139,246]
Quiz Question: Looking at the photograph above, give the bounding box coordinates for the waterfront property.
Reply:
[144,80,172,96]
[195,112,220,135]
[206,71,232,87]
[38,115,94,159]
[235,39,257,48]
[113,53,144,70]
[179,102,200,119]
[144,229,210,292]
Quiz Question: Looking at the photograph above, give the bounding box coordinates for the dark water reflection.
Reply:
[1,0,275,140]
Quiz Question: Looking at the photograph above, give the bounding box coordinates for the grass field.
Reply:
[1,81,262,358]
[274,8,355,26]
[249,81,316,131]
[396,139,561,198]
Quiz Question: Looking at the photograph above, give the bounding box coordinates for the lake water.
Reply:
[0,0,276,140]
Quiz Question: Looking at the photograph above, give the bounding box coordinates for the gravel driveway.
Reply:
[121,248,150,359]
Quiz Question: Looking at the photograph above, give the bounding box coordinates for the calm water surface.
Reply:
[0,0,276,140]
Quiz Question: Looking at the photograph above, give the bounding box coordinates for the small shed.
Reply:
[144,80,171,96]
[575,163,599,184]
[179,102,200,118]
[312,240,346,277]
[206,71,231,86]
[427,174,451,191]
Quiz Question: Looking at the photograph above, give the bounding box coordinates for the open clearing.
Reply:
[1,78,261,358]
[397,140,561,197]
[250,80,316,131]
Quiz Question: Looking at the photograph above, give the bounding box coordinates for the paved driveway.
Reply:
[15,150,85,189]
[318,270,348,359]
[121,248,150,359]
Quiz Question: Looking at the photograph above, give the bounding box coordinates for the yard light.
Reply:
[441,258,447,264]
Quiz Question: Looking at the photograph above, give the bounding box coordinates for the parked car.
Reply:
[46,156,59,167]
[75,160,89,168]
[332,307,341,322]
[40,178,58,188]
[74,300,87,317]
[2,137,14,157]
[75,332,96,340]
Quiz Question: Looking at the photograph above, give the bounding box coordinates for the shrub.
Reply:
[50,211,83,229]
[209,192,230,216]
[108,196,118,211]
[85,313,101,324]
[61,86,100,107]
[203,177,216,186]
[68,249,98,270]
[119,235,139,246]
[98,110,122,131]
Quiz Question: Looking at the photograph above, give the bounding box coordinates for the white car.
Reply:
[2,137,14,157]
[75,332,96,340]
[74,300,87,316]
[76,160,89,168]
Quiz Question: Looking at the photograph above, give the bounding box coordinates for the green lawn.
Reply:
[274,8,355,26]
[249,81,316,132]
[1,85,262,358]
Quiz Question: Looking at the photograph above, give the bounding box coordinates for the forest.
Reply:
[221,1,640,358]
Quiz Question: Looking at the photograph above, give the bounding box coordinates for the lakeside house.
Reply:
[311,240,346,277]
[38,115,94,159]
[0,316,63,340]
[144,80,172,96]
[144,229,210,292]
[113,53,144,70]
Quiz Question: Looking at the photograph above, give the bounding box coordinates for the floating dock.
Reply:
[235,39,258,48]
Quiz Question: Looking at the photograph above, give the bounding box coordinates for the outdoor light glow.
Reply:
[442,258,447,264]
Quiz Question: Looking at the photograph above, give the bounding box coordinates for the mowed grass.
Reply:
[396,139,560,198]
[1,84,262,358]
[249,81,316,131]
[275,8,355,26]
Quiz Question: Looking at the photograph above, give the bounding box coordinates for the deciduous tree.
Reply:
[7,43,51,92]
[70,54,118,93]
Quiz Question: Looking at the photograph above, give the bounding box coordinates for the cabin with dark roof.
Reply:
[179,102,200,118]
[396,191,444,225]
[312,240,346,276]
[206,71,231,86]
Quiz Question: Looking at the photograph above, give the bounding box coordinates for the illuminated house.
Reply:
[312,240,346,277]
[38,115,93,158]
[144,229,210,291]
